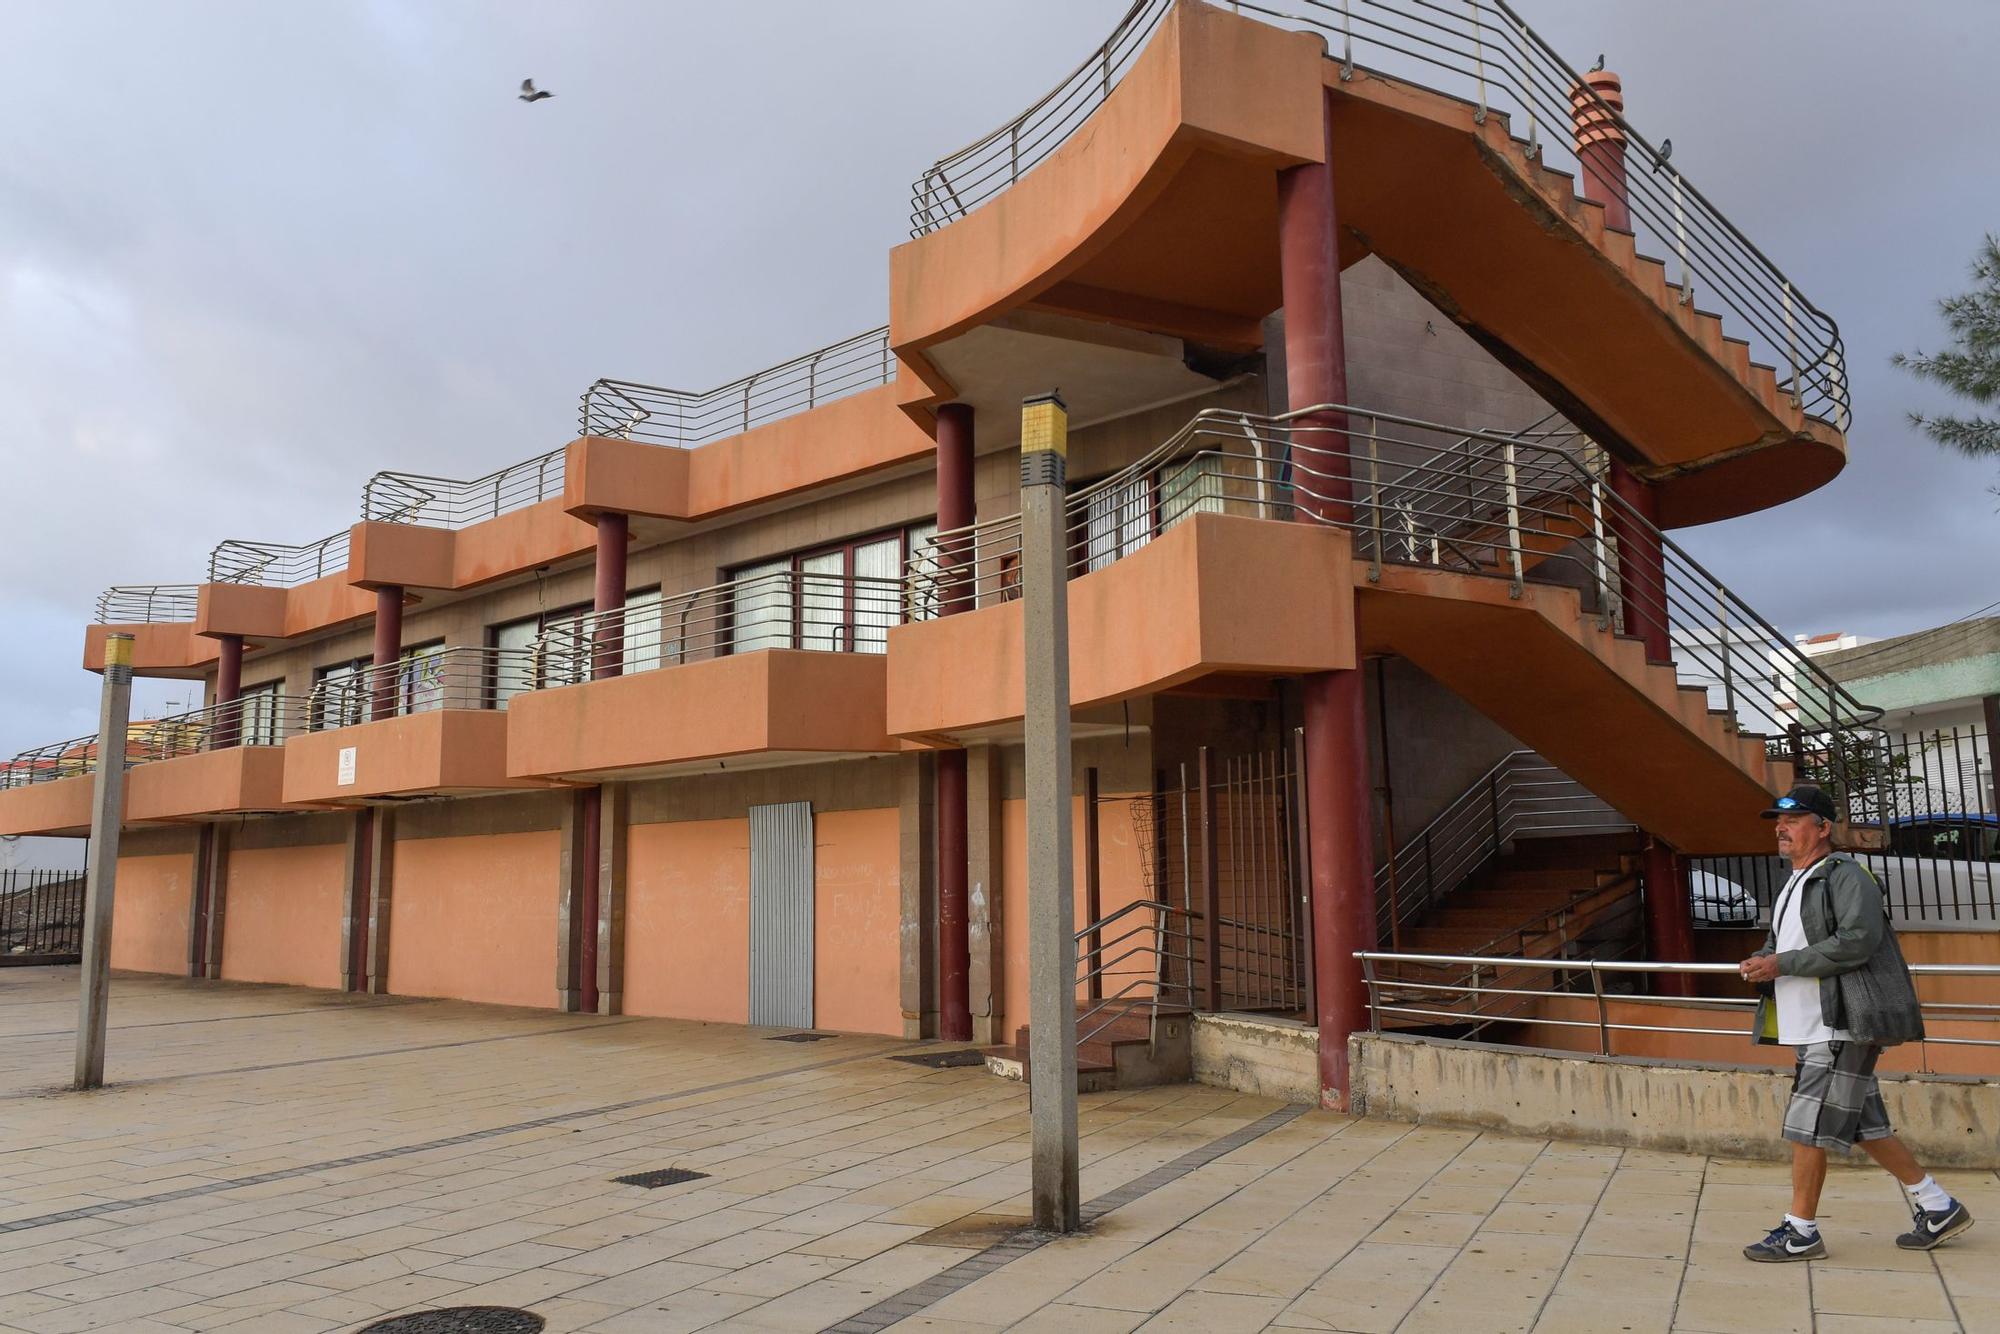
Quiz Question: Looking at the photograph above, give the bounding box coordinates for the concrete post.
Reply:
[1280,89,1376,1111]
[74,632,134,1090]
[341,809,373,993]
[936,402,975,1041]
[371,587,404,721]
[1020,391,1079,1233]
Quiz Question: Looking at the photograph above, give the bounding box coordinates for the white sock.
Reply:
[1907,1175,1952,1212]
[1785,1213,1818,1236]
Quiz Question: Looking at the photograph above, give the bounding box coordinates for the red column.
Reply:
[1609,462,1671,662]
[1569,70,1631,233]
[1643,840,1696,991]
[215,633,244,749]
[371,587,403,721]
[592,512,629,681]
[935,403,974,1041]
[1280,90,1375,1112]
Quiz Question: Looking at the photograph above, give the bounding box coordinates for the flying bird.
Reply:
[519,79,554,103]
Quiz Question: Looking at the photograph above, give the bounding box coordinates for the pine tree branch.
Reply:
[1908,411,2000,458]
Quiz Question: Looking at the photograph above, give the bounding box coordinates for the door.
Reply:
[748,800,815,1027]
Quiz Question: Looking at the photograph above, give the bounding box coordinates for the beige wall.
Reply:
[623,818,751,1025]
[220,843,346,990]
[110,852,193,975]
[388,830,560,1009]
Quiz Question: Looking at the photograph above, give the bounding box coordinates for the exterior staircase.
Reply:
[983,1005,1193,1095]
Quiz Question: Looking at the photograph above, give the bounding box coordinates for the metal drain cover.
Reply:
[359,1309,546,1334]
[890,1049,988,1069]
[767,1031,834,1042]
[612,1167,710,1188]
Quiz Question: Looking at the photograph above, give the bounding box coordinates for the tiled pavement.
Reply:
[0,970,1995,1333]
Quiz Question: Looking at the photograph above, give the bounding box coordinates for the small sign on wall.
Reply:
[337,747,356,787]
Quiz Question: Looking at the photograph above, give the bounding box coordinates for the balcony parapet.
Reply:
[280,646,559,803]
[94,584,199,625]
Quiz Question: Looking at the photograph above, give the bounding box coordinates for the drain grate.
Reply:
[359,1309,546,1334]
[767,1031,834,1043]
[611,1167,710,1189]
[889,1049,989,1069]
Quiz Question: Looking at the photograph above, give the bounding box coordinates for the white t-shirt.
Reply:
[1772,856,1848,1046]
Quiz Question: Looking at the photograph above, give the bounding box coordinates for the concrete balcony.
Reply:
[505,570,903,781]
[887,511,1355,739]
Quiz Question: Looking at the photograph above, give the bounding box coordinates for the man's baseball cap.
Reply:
[1762,784,1837,821]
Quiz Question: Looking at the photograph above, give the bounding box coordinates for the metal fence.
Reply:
[1357,952,2000,1059]
[94,584,200,625]
[311,646,532,728]
[1697,727,1998,927]
[208,532,352,586]
[1125,742,1310,1015]
[362,446,567,528]
[907,0,1848,430]
[579,326,893,449]
[1,869,86,963]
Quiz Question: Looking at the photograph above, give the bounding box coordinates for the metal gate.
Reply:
[748,801,815,1027]
[0,868,86,965]
[1127,742,1310,1015]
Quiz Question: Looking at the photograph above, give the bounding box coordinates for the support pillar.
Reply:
[1983,695,2000,815]
[1280,89,1376,1112]
[898,752,939,1039]
[595,781,628,1015]
[74,633,134,1091]
[1609,462,1671,662]
[935,402,975,1042]
[593,512,629,680]
[199,825,229,980]
[1642,838,1695,995]
[215,634,244,750]
[371,587,404,721]
[364,808,394,994]
[1569,69,1631,233]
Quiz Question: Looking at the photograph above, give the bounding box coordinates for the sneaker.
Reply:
[1743,1220,1826,1262]
[1897,1198,1973,1250]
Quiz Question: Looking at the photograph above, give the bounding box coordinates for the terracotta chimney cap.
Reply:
[1569,68,1626,151]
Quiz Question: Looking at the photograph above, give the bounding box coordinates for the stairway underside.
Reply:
[1357,563,1789,854]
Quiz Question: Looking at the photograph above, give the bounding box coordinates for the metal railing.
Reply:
[1,869,86,963]
[527,571,909,689]
[911,402,1888,821]
[129,694,315,760]
[1375,749,1631,947]
[94,584,200,624]
[907,0,1847,429]
[208,532,351,586]
[579,326,893,449]
[1075,897,1201,1049]
[309,646,531,728]
[1357,952,2000,1059]
[362,445,567,528]
[1,732,108,789]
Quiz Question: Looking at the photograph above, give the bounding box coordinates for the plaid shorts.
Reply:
[1782,1041,1893,1151]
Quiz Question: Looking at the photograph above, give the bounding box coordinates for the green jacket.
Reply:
[1751,854,1925,1047]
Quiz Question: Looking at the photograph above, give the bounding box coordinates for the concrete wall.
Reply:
[219,842,346,990]
[110,847,194,976]
[1192,1012,1319,1103]
[388,829,562,1009]
[1353,1032,2000,1168]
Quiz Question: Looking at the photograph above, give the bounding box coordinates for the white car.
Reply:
[1689,868,1759,924]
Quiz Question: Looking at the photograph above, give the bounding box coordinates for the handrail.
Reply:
[909,401,1888,823]
[579,325,892,449]
[528,570,910,687]
[1,695,317,787]
[93,584,201,625]
[362,445,566,528]
[1356,950,2000,1057]
[907,0,1847,429]
[1073,897,1201,1050]
[1373,749,1629,944]
[308,645,532,728]
[208,532,351,587]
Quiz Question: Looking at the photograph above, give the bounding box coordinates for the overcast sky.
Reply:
[4,0,1996,773]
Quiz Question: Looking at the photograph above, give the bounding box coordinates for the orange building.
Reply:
[0,2,1874,1108]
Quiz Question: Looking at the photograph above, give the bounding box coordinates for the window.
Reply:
[1084,474,1152,573]
[488,588,663,703]
[310,642,443,727]
[727,525,929,655]
[311,656,372,730]
[236,680,284,746]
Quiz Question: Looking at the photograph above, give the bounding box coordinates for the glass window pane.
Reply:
[799,551,846,651]
[491,619,538,708]
[1086,475,1150,572]
[622,587,664,674]
[851,538,901,654]
[400,643,449,715]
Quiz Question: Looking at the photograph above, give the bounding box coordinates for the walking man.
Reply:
[1738,783,1972,1261]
